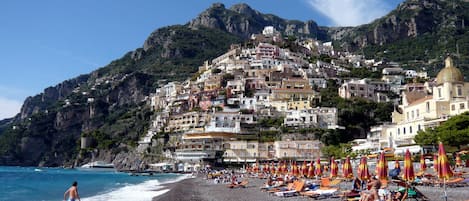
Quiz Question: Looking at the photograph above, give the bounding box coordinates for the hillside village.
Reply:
[127,26,465,171]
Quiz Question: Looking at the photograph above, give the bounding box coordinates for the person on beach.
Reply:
[63,181,81,201]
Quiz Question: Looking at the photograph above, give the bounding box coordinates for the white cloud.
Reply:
[0,97,22,120]
[306,0,392,26]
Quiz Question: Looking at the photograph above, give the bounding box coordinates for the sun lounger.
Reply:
[273,180,305,197]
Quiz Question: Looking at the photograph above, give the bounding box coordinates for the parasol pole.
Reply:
[444,177,447,201]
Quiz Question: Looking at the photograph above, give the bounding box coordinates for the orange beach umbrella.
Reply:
[377,152,388,181]
[357,157,370,181]
[315,158,322,177]
[307,160,315,178]
[292,161,299,176]
[342,156,353,179]
[403,149,415,182]
[270,162,276,173]
[433,154,439,172]
[330,157,338,178]
[420,154,426,172]
[301,160,308,177]
[437,142,453,180]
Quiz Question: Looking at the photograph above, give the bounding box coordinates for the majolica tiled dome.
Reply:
[436,57,464,85]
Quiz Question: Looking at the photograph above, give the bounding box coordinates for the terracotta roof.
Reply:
[408,95,433,106]
[404,91,427,104]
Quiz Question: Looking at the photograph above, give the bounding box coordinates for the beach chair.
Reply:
[274,180,305,197]
[267,182,294,193]
[320,178,342,189]
[442,177,465,187]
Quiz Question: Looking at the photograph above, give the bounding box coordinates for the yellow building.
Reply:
[386,57,469,153]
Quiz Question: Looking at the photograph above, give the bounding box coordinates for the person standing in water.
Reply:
[63,181,81,201]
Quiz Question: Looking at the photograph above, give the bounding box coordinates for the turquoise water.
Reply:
[0,166,186,201]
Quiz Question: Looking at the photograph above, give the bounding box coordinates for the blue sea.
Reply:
[0,166,188,201]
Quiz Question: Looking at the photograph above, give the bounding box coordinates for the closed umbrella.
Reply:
[357,157,370,181]
[263,163,269,173]
[292,161,299,177]
[433,154,439,172]
[315,158,322,177]
[342,156,353,179]
[301,160,308,177]
[438,142,453,201]
[420,154,427,172]
[403,149,415,182]
[377,152,388,181]
[307,160,315,178]
[270,162,276,174]
[330,157,338,178]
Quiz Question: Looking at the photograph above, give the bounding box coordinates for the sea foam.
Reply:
[82,174,190,201]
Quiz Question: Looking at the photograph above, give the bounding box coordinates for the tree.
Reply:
[415,112,469,149]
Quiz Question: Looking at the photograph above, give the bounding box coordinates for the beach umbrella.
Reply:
[433,154,439,172]
[437,142,453,180]
[437,142,453,201]
[264,163,269,173]
[330,157,338,178]
[301,160,308,177]
[455,153,463,167]
[307,160,315,178]
[403,149,415,182]
[420,154,427,172]
[292,161,299,177]
[377,152,388,181]
[282,161,288,174]
[315,158,322,177]
[276,161,282,174]
[357,157,370,181]
[342,156,353,179]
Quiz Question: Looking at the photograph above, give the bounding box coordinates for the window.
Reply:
[418,124,421,131]
[411,111,414,119]
[416,109,420,117]
[426,102,430,112]
[410,126,413,134]
[438,88,442,98]
[397,128,400,135]
[403,127,406,134]
[452,105,456,111]
[457,86,462,96]
[461,103,465,110]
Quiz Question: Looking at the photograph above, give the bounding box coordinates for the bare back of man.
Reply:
[64,181,80,201]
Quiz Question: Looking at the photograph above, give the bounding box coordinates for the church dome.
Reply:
[436,57,464,85]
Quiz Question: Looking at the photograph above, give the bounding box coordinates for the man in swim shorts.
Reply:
[63,181,81,201]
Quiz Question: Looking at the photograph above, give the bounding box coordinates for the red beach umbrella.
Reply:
[403,149,415,182]
[377,152,388,181]
[437,142,453,180]
[282,161,288,174]
[253,162,260,173]
[357,157,370,181]
[420,154,427,172]
[292,161,299,177]
[330,157,338,178]
[301,160,308,177]
[307,160,315,178]
[455,153,463,167]
[277,161,283,174]
[342,156,353,179]
[315,158,322,177]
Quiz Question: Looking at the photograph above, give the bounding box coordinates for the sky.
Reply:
[0,0,403,120]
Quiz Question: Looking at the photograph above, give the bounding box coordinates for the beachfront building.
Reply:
[174,132,235,165]
[274,140,322,160]
[381,57,469,154]
[339,78,390,102]
[223,141,274,163]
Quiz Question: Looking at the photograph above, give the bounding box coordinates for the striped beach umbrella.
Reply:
[253,162,260,173]
[342,156,353,179]
[437,142,453,180]
[301,160,308,177]
[433,154,439,172]
[292,161,299,177]
[420,154,427,172]
[455,153,463,167]
[403,149,415,182]
[282,161,288,174]
[377,152,388,181]
[307,160,315,178]
[263,163,269,173]
[330,157,338,178]
[315,158,322,177]
[357,157,370,181]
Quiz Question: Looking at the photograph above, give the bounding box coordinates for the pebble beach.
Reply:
[153,175,469,201]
